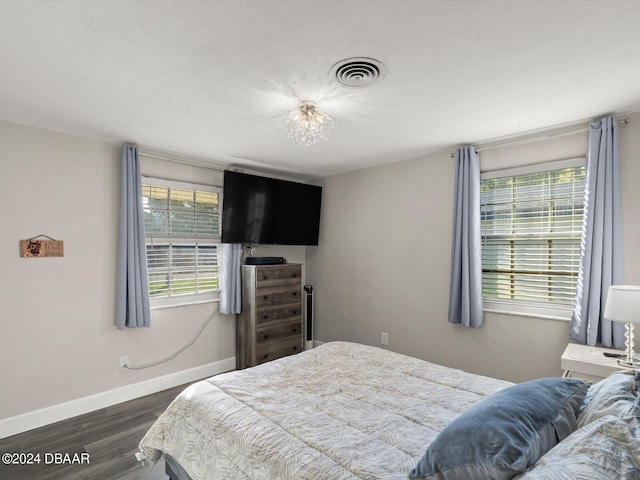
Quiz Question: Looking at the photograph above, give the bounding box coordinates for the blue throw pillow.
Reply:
[409,377,589,480]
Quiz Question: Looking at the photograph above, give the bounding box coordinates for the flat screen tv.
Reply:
[221,170,322,246]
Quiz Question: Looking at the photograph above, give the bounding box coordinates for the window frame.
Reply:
[141,176,222,309]
[480,157,586,321]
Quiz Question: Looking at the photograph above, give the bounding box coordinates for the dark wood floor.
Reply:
[0,382,191,480]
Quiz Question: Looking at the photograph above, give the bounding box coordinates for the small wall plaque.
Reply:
[20,235,64,258]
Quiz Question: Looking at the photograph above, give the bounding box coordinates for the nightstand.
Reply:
[561,343,638,382]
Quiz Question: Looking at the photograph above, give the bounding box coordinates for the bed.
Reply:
[138,342,640,480]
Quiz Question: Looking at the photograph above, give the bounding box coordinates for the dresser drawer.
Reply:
[256,337,302,365]
[256,319,302,344]
[256,304,302,326]
[256,285,301,308]
[255,265,301,287]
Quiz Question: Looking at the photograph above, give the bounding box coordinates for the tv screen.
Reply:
[221,171,322,246]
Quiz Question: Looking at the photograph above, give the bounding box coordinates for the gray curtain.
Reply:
[116,144,151,329]
[219,243,242,315]
[570,115,624,348]
[448,146,484,327]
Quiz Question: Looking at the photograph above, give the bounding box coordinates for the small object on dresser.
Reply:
[602,352,625,358]
[245,256,287,265]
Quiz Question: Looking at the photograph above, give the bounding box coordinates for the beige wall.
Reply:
[0,120,305,422]
[307,114,640,383]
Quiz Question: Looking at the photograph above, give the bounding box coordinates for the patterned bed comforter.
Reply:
[138,341,512,480]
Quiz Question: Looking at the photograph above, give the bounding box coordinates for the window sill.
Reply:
[483,299,572,322]
[150,296,220,310]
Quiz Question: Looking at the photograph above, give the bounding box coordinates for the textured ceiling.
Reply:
[1,0,640,179]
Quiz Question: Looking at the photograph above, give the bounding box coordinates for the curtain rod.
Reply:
[449,117,631,158]
[139,150,225,172]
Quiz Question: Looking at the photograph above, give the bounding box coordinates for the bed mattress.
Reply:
[138,341,512,479]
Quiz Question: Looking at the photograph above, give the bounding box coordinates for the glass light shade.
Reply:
[285,101,336,146]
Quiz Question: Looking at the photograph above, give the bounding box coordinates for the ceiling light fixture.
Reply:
[285,101,336,146]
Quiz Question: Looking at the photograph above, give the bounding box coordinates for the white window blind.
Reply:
[480,159,586,306]
[142,177,221,305]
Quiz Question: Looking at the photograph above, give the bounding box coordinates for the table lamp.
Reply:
[603,285,640,368]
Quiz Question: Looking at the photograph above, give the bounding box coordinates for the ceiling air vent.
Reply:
[330,57,387,87]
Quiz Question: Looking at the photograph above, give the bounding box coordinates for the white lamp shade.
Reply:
[603,285,640,324]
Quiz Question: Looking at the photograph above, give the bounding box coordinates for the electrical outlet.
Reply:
[381,332,389,346]
[119,356,129,371]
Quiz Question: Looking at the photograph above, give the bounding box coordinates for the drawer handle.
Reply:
[292,310,297,315]
[292,346,298,351]
[262,314,269,320]
[292,328,298,333]
[263,274,269,280]
[263,354,269,359]
[292,273,297,278]
[262,334,269,340]
[292,292,297,296]
[263,295,269,300]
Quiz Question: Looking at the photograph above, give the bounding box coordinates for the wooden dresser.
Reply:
[236,263,303,369]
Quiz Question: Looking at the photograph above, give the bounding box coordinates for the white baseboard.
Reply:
[0,356,236,439]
